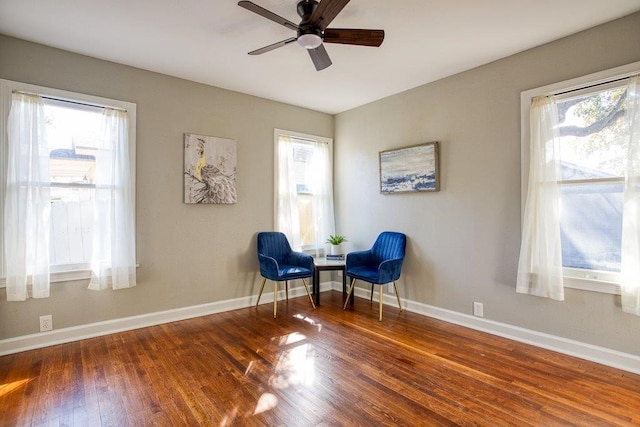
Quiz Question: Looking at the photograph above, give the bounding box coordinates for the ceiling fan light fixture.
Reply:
[297,33,322,49]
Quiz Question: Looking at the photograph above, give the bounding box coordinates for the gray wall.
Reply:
[0,35,333,339]
[334,12,640,355]
[2,12,640,357]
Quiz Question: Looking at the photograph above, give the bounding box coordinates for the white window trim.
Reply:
[0,79,137,288]
[520,61,640,295]
[274,128,333,252]
[0,269,92,288]
[274,128,332,152]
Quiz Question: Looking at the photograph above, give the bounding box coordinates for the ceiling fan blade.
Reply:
[308,44,332,71]
[323,29,384,47]
[309,0,350,31]
[248,37,297,55]
[238,1,299,31]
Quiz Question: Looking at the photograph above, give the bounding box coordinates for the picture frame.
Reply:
[379,141,440,193]
[184,133,237,204]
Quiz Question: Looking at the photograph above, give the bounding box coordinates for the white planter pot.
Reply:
[329,243,343,255]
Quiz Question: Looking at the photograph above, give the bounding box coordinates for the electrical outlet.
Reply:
[40,315,53,332]
[473,302,484,318]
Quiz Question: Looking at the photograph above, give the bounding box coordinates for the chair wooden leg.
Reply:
[256,278,267,307]
[393,281,402,311]
[379,286,383,321]
[285,280,289,301]
[343,278,357,310]
[301,278,316,309]
[273,281,278,318]
[370,284,374,302]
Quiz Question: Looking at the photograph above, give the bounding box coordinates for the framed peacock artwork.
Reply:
[184,133,237,204]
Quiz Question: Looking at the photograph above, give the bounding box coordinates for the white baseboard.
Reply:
[0,284,307,356]
[2,281,639,375]
[344,283,640,375]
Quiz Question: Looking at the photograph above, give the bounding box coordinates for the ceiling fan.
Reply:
[238,0,384,71]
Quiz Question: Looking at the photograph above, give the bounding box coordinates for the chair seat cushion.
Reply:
[278,265,312,280]
[346,266,381,284]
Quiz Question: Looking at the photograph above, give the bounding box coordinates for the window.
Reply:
[520,62,640,295]
[45,99,102,270]
[274,129,335,254]
[556,85,627,287]
[292,142,317,245]
[1,79,136,298]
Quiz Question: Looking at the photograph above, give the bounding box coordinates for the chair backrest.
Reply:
[371,231,406,263]
[257,232,292,262]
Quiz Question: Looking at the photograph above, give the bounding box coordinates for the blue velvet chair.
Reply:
[343,231,406,321]
[256,232,316,318]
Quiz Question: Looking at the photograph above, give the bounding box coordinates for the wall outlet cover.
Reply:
[40,315,53,332]
[473,302,484,318]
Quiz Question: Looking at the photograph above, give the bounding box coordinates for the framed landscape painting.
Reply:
[379,141,440,193]
[184,133,237,204]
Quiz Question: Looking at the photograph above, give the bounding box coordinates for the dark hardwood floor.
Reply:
[1,290,640,426]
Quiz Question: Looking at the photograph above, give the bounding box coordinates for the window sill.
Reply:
[564,269,621,295]
[0,264,140,288]
[0,270,91,288]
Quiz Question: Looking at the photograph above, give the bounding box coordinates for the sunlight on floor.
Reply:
[243,314,322,420]
[219,405,240,426]
[0,378,32,398]
[277,331,306,346]
[293,313,322,331]
[269,341,315,389]
[253,392,279,415]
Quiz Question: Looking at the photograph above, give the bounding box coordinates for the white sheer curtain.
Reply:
[275,134,302,249]
[4,92,51,301]
[308,141,335,257]
[516,96,565,300]
[274,133,335,253]
[621,75,640,315]
[89,108,136,290]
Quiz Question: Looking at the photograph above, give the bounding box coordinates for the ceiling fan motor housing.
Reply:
[296,0,318,21]
[296,0,322,49]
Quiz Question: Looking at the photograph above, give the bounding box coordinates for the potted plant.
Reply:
[326,234,347,256]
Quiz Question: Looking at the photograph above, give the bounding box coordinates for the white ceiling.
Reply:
[1,0,639,114]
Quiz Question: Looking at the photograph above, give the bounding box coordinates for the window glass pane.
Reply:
[556,85,627,272]
[560,182,622,272]
[293,141,314,194]
[43,100,102,266]
[44,101,101,186]
[556,86,628,179]
[297,194,314,246]
[50,198,94,266]
[292,140,317,247]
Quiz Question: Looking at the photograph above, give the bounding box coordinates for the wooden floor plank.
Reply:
[2,291,640,426]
